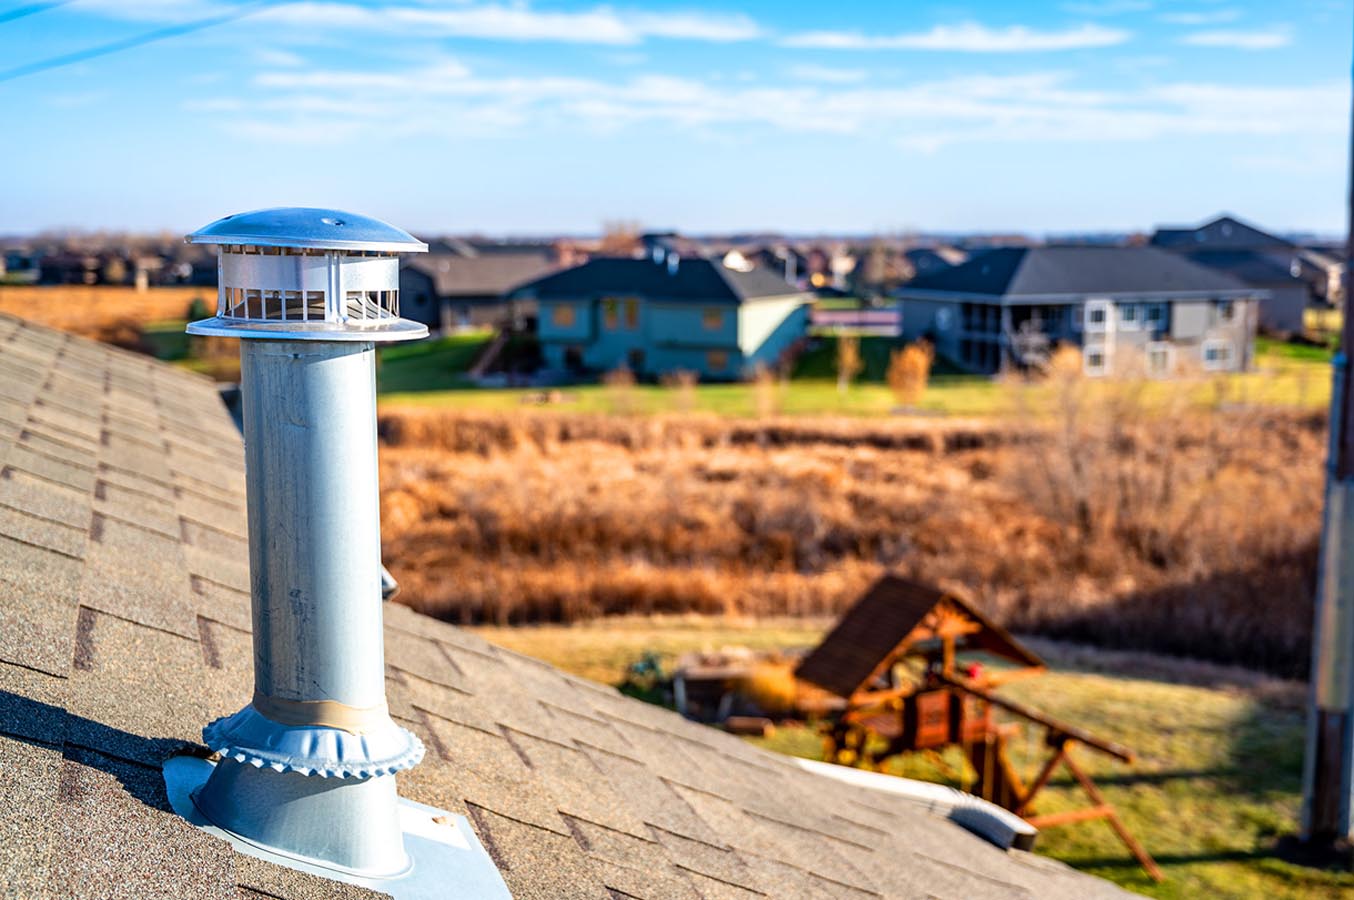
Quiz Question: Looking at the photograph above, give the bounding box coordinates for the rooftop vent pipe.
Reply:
[163,208,509,898]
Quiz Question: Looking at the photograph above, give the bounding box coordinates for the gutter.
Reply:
[791,757,1038,852]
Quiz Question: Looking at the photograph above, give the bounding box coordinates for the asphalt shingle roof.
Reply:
[0,314,1133,899]
[516,257,804,303]
[402,250,557,298]
[905,245,1254,298]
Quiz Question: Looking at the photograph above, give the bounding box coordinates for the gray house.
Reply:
[898,245,1265,377]
[1150,214,1342,333]
[398,240,560,330]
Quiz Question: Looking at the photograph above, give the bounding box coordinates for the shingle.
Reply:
[385,631,467,692]
[95,477,183,539]
[649,827,755,889]
[63,609,216,764]
[191,577,254,635]
[736,854,882,900]
[6,443,96,492]
[47,746,238,900]
[0,466,92,530]
[0,735,60,900]
[583,748,722,844]
[0,576,80,677]
[418,713,569,835]
[79,533,199,640]
[564,815,702,900]
[0,504,86,559]
[234,855,393,900]
[506,729,650,839]
[465,804,611,900]
[182,518,249,558]
[0,662,68,744]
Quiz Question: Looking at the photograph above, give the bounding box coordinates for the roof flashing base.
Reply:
[164,755,512,899]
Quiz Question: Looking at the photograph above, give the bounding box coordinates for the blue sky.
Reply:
[1,0,1350,235]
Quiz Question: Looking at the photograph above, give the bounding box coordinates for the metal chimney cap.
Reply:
[186,207,428,253]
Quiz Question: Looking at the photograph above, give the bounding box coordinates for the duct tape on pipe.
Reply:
[253,691,389,735]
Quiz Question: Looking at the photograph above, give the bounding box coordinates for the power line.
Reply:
[0,2,74,26]
[0,0,269,84]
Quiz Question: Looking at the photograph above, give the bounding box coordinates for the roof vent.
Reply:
[163,208,510,898]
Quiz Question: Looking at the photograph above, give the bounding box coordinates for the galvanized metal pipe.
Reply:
[240,339,386,714]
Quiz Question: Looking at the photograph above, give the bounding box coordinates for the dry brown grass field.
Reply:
[0,285,209,345]
[380,392,1327,677]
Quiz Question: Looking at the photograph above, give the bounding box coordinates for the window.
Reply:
[1083,299,1111,334]
[1217,300,1235,323]
[702,308,723,331]
[706,350,728,372]
[551,304,576,328]
[1084,346,1109,376]
[1202,339,1233,371]
[1071,306,1083,332]
[1118,303,1140,330]
[1146,342,1172,377]
[624,299,639,330]
[603,298,620,330]
[1144,303,1166,329]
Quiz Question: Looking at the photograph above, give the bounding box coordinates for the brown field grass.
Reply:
[380,396,1326,677]
[0,285,209,348]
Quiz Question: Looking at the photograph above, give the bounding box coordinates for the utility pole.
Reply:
[1302,23,1354,845]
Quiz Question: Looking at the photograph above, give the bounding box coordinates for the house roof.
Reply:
[795,576,1045,699]
[1149,214,1294,253]
[1176,250,1306,288]
[0,315,1130,900]
[515,257,806,304]
[904,245,1255,298]
[401,249,557,299]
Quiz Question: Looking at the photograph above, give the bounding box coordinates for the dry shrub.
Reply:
[603,365,637,415]
[753,365,782,418]
[380,403,1324,676]
[887,340,934,409]
[661,369,698,412]
[836,334,863,394]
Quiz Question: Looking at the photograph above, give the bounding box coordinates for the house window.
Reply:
[1071,306,1083,332]
[602,298,620,330]
[1217,300,1235,323]
[1118,303,1140,331]
[702,308,723,331]
[1144,303,1167,329]
[1083,299,1111,334]
[624,299,639,329]
[1084,346,1109,376]
[1202,339,1233,371]
[551,304,576,328]
[706,350,728,372]
[1146,342,1172,377]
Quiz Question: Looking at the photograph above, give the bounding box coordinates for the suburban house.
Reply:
[398,239,562,330]
[1150,214,1343,333]
[515,248,813,380]
[0,313,1133,899]
[898,245,1265,377]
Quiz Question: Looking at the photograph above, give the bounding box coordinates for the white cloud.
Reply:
[1062,1,1153,16]
[1159,9,1241,26]
[253,48,305,67]
[785,64,868,84]
[1180,27,1292,49]
[208,58,1344,154]
[781,22,1130,52]
[254,2,759,45]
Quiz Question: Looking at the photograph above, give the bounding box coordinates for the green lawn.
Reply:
[469,616,1354,900]
[381,338,1333,418]
[375,330,494,393]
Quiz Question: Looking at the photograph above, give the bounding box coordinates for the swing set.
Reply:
[795,575,1163,882]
